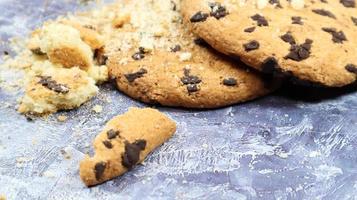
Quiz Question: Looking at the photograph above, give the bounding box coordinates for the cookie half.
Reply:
[181,0,357,87]
[106,0,278,108]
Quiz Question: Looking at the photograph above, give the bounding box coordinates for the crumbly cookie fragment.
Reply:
[79,107,176,186]
[18,61,98,115]
[182,0,357,86]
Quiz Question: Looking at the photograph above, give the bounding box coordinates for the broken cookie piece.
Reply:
[38,23,94,70]
[18,61,98,115]
[79,107,176,186]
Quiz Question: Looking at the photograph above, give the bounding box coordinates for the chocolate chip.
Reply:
[37,76,70,94]
[31,48,46,56]
[83,25,96,30]
[209,2,229,19]
[190,11,209,22]
[187,84,199,93]
[122,142,142,169]
[345,64,357,74]
[292,16,303,25]
[94,162,106,180]
[251,14,269,26]
[107,129,119,139]
[280,32,296,45]
[262,57,279,73]
[269,0,283,8]
[243,40,260,51]
[321,0,328,3]
[244,27,256,33]
[312,9,336,19]
[94,48,108,65]
[340,0,355,7]
[322,28,347,43]
[351,17,357,26]
[181,75,202,84]
[103,140,113,149]
[285,39,313,61]
[223,78,238,86]
[171,0,177,11]
[3,51,9,55]
[133,139,147,150]
[132,52,145,60]
[170,45,181,52]
[125,68,148,83]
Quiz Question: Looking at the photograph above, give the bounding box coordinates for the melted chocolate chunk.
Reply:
[94,48,108,65]
[223,78,238,86]
[285,39,313,61]
[132,52,145,60]
[94,162,106,180]
[340,0,355,7]
[345,64,357,74]
[125,68,148,83]
[209,2,229,19]
[187,84,199,93]
[37,76,70,94]
[31,48,46,56]
[251,14,269,26]
[122,141,143,169]
[269,0,283,7]
[107,129,119,139]
[244,27,256,33]
[190,11,209,22]
[181,69,201,84]
[322,28,347,43]
[181,76,202,84]
[103,140,113,149]
[243,40,260,51]
[291,16,303,25]
[262,57,280,73]
[312,9,336,19]
[351,17,357,26]
[280,32,296,45]
[133,140,147,150]
[170,45,181,52]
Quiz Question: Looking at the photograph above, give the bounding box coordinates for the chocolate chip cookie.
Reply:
[181,0,357,87]
[79,107,176,186]
[106,0,278,109]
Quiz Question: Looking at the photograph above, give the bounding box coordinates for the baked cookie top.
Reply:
[98,0,279,108]
[181,0,357,87]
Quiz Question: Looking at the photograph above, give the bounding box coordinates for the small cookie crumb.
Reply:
[179,52,192,61]
[60,149,71,160]
[92,105,103,113]
[57,115,68,122]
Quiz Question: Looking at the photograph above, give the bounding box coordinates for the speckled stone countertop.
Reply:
[0,0,356,199]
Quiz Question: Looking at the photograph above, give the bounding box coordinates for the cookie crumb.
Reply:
[57,115,68,122]
[179,52,192,61]
[60,149,71,160]
[92,105,103,113]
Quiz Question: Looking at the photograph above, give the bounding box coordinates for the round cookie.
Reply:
[181,0,357,87]
[105,0,278,109]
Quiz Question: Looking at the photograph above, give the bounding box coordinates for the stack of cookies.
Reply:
[19,0,357,115]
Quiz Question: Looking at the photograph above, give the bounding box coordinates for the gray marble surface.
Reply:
[0,0,356,199]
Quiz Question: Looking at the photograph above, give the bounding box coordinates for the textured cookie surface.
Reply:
[105,0,277,108]
[79,107,176,186]
[182,0,357,87]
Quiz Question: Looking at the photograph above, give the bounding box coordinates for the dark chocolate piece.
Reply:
[125,68,148,83]
[223,78,238,86]
[190,11,209,22]
[37,76,70,94]
[94,162,106,180]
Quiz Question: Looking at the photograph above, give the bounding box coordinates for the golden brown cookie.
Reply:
[18,61,98,115]
[106,0,278,109]
[79,107,176,186]
[181,0,357,87]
